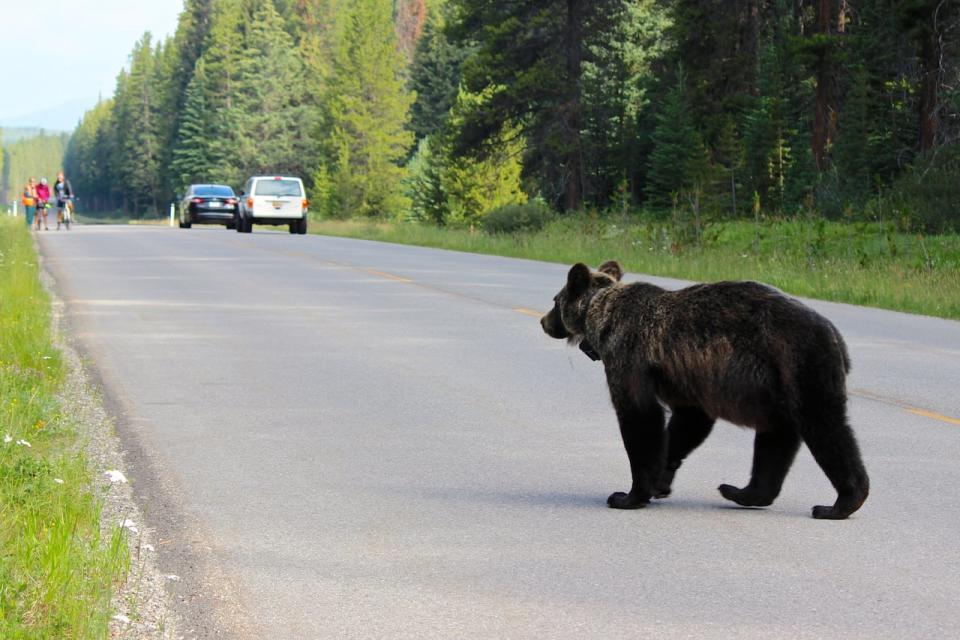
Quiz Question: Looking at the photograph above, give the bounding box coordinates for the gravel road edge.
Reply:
[40,263,181,640]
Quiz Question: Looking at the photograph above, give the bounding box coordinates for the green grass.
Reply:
[0,217,128,638]
[311,215,960,319]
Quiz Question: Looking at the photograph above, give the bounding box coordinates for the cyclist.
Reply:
[22,178,37,229]
[35,178,51,231]
[54,172,75,230]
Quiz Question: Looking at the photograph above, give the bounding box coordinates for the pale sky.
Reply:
[0,0,182,130]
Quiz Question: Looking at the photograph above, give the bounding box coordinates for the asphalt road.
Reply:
[38,225,960,639]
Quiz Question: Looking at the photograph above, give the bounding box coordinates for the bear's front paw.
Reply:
[607,491,649,509]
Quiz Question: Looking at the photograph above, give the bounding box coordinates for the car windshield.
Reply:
[254,179,302,197]
[194,185,234,197]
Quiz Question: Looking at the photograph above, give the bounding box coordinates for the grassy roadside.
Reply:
[311,216,960,320]
[0,217,127,637]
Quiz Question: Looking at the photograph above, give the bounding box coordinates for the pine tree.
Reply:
[407,7,466,145]
[582,0,670,206]
[187,0,246,185]
[170,59,215,190]
[233,0,309,179]
[645,70,712,210]
[405,135,448,224]
[447,0,626,211]
[118,34,164,214]
[323,0,415,217]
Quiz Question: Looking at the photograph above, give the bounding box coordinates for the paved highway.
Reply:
[39,225,960,639]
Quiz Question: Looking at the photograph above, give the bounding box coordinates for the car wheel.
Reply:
[297,217,307,235]
[288,222,296,234]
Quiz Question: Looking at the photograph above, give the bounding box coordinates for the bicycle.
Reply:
[58,196,75,230]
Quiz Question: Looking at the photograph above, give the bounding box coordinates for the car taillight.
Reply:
[302,199,309,208]
[226,198,237,205]
[191,197,203,204]
[246,197,254,208]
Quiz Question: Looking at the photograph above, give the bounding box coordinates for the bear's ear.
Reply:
[597,260,623,282]
[567,263,591,296]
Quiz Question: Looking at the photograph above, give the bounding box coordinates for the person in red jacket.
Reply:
[35,178,51,230]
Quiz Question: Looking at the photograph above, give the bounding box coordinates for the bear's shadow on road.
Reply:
[418,486,783,517]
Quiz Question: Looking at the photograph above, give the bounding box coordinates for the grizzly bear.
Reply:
[540,261,869,519]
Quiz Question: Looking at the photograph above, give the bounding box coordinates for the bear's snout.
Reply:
[541,308,569,340]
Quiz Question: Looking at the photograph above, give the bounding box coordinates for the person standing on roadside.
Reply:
[54,172,74,230]
[35,177,51,230]
[22,178,37,229]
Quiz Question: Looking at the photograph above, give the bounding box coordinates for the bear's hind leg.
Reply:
[719,427,801,508]
[655,407,715,499]
[800,412,869,520]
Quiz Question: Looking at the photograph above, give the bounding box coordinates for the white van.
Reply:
[237,176,308,234]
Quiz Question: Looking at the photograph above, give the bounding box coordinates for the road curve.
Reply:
[38,225,960,639]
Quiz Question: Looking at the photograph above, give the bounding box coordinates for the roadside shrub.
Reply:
[881,146,960,233]
[482,201,554,234]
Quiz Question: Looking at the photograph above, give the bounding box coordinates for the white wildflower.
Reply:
[105,469,128,483]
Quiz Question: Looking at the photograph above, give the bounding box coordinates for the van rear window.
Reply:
[254,180,302,197]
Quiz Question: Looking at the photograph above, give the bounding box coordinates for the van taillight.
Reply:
[302,199,309,208]
[246,197,254,208]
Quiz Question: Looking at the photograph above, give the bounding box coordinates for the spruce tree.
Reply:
[170,59,215,190]
[120,34,164,214]
[323,0,414,217]
[233,0,309,179]
[447,0,626,211]
[405,136,448,224]
[645,70,711,210]
[189,0,246,185]
[407,8,466,145]
[582,0,670,206]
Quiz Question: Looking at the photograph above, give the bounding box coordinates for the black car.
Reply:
[178,184,239,229]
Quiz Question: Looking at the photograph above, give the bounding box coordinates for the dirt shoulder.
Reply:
[42,266,180,639]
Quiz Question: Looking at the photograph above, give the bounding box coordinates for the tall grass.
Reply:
[0,217,128,638]
[313,216,960,319]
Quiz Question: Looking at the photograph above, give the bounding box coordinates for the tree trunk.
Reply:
[812,0,845,172]
[563,0,584,212]
[917,27,939,152]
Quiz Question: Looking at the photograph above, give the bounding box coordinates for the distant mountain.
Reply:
[0,127,67,144]
[0,96,99,133]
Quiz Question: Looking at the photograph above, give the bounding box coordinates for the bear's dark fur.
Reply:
[541,261,869,519]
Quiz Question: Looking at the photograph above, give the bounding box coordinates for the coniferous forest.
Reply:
[63,0,959,231]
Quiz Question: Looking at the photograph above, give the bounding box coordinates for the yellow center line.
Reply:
[514,308,544,318]
[188,236,960,428]
[907,408,960,426]
[365,268,413,283]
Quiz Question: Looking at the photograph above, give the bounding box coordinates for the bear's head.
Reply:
[541,261,623,341]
